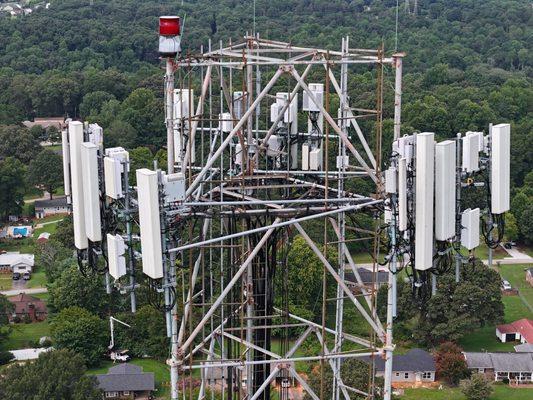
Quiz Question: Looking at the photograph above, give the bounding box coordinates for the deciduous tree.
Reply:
[0,349,102,400]
[51,307,108,367]
[27,148,63,198]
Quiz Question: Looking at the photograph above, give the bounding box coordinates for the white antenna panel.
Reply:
[309,147,322,171]
[385,167,397,194]
[220,112,233,133]
[395,135,414,162]
[270,103,283,123]
[275,92,298,123]
[466,131,484,152]
[491,123,510,214]
[462,134,479,172]
[162,172,186,204]
[235,143,243,167]
[232,91,244,120]
[435,140,456,241]
[302,83,324,112]
[104,156,124,199]
[174,89,194,120]
[302,143,310,171]
[461,208,480,250]
[136,169,164,279]
[81,142,102,242]
[415,132,435,270]
[61,130,71,200]
[68,121,88,250]
[88,123,103,147]
[107,233,127,280]
[398,157,407,231]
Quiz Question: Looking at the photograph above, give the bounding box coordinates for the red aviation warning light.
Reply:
[159,16,181,57]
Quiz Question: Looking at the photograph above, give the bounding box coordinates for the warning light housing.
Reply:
[159,16,181,57]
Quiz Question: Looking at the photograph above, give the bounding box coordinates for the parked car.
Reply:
[12,272,20,280]
[501,280,512,291]
[23,272,31,280]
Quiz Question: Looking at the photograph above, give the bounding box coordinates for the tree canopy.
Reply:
[0,349,102,400]
[51,306,108,366]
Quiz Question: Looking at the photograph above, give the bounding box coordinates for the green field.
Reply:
[88,358,171,399]
[471,243,508,260]
[26,268,47,288]
[402,385,533,400]
[0,321,50,351]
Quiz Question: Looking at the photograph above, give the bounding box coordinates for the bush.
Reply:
[0,351,14,365]
[460,373,493,400]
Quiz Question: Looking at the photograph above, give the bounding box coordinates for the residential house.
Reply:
[96,363,155,399]
[496,318,533,344]
[344,268,389,293]
[463,352,533,384]
[0,252,34,274]
[22,117,65,130]
[363,348,436,384]
[526,268,533,288]
[34,196,69,219]
[7,293,48,323]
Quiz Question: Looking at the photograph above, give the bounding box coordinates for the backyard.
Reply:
[457,261,533,352]
[0,320,50,351]
[87,358,171,399]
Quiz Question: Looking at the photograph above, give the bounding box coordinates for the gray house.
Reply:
[96,363,155,399]
[363,348,436,384]
[463,352,533,384]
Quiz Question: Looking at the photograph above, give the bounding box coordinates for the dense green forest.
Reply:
[0,0,531,237]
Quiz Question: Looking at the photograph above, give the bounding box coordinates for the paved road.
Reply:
[0,287,48,296]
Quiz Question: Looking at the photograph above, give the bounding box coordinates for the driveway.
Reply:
[0,287,48,296]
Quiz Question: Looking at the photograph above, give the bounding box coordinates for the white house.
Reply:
[0,252,34,274]
[34,196,69,219]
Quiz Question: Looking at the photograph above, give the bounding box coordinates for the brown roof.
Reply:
[8,293,47,315]
[22,117,65,130]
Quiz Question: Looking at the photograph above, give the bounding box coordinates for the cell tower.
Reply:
[61,14,510,400]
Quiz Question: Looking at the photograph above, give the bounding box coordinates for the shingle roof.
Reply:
[496,319,533,343]
[363,348,435,372]
[34,196,68,209]
[463,352,533,372]
[463,352,494,369]
[8,293,47,314]
[514,343,533,353]
[96,363,155,392]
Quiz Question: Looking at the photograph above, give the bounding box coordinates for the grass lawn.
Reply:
[402,385,533,400]
[499,264,533,312]
[0,237,35,253]
[459,294,533,352]
[0,275,12,290]
[31,292,50,302]
[26,268,47,288]
[0,321,50,351]
[469,243,507,260]
[88,358,171,398]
